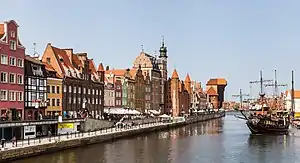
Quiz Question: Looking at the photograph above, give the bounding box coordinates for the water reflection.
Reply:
[15,115,300,163]
[13,118,223,163]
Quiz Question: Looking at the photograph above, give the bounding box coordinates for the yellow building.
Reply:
[44,62,63,116]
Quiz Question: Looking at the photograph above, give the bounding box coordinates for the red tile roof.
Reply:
[206,78,227,85]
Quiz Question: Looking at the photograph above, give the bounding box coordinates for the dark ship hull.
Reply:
[246,121,289,135]
[239,110,290,135]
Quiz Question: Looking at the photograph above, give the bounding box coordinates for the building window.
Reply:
[69,86,72,93]
[0,90,8,101]
[64,85,67,92]
[9,73,15,83]
[78,97,81,104]
[39,79,44,86]
[99,90,102,95]
[78,87,81,94]
[17,74,23,84]
[47,98,50,106]
[52,99,56,106]
[96,98,98,104]
[17,91,23,101]
[57,99,60,106]
[83,88,86,94]
[68,97,71,104]
[9,91,16,101]
[74,87,76,93]
[10,40,16,50]
[9,57,16,66]
[52,86,55,94]
[17,58,23,67]
[10,31,15,38]
[92,89,95,95]
[46,57,50,64]
[1,54,8,65]
[88,89,90,94]
[73,97,76,104]
[47,85,50,93]
[0,72,7,83]
[117,85,120,90]
[57,86,60,94]
[96,90,98,95]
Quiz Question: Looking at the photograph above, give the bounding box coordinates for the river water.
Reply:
[12,113,300,163]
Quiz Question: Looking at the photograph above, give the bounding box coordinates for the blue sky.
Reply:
[1,0,300,101]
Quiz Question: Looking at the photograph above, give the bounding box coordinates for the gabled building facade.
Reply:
[133,40,167,112]
[104,73,115,108]
[0,20,25,120]
[44,62,63,117]
[166,69,190,117]
[134,65,145,113]
[41,44,105,118]
[24,56,47,120]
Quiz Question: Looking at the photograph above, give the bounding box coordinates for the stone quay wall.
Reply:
[0,112,225,162]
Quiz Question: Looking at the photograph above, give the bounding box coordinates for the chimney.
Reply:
[106,66,109,71]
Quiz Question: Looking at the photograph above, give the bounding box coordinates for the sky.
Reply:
[1,0,300,101]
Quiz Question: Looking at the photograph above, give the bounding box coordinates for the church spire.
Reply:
[159,36,168,58]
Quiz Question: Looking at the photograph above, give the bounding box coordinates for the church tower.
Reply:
[159,36,168,111]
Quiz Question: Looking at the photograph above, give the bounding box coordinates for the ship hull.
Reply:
[246,121,289,135]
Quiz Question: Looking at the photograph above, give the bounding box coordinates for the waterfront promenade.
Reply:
[0,112,224,162]
[2,121,166,150]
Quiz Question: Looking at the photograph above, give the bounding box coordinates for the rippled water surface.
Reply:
[13,113,300,163]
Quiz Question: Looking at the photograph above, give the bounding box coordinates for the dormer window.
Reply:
[10,31,15,38]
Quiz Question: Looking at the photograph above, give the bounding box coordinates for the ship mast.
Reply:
[265,70,287,97]
[232,89,249,110]
[291,70,295,113]
[250,70,273,98]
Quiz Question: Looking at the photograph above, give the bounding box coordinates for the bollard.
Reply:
[49,136,51,142]
[58,134,61,141]
[15,139,17,147]
[67,133,69,139]
[39,137,41,143]
[28,137,30,145]
[75,132,77,138]
[82,132,83,137]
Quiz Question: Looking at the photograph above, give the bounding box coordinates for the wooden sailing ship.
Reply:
[239,70,291,135]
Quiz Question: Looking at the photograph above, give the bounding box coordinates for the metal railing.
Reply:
[1,120,168,150]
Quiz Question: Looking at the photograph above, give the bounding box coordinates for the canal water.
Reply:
[12,113,300,163]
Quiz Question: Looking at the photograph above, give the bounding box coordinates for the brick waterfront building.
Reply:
[0,20,25,120]
[41,44,105,118]
[133,39,167,112]
[165,69,190,117]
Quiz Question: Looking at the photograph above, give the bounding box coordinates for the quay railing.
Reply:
[1,120,168,150]
[0,112,224,150]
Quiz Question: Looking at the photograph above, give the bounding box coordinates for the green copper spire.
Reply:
[159,36,168,58]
